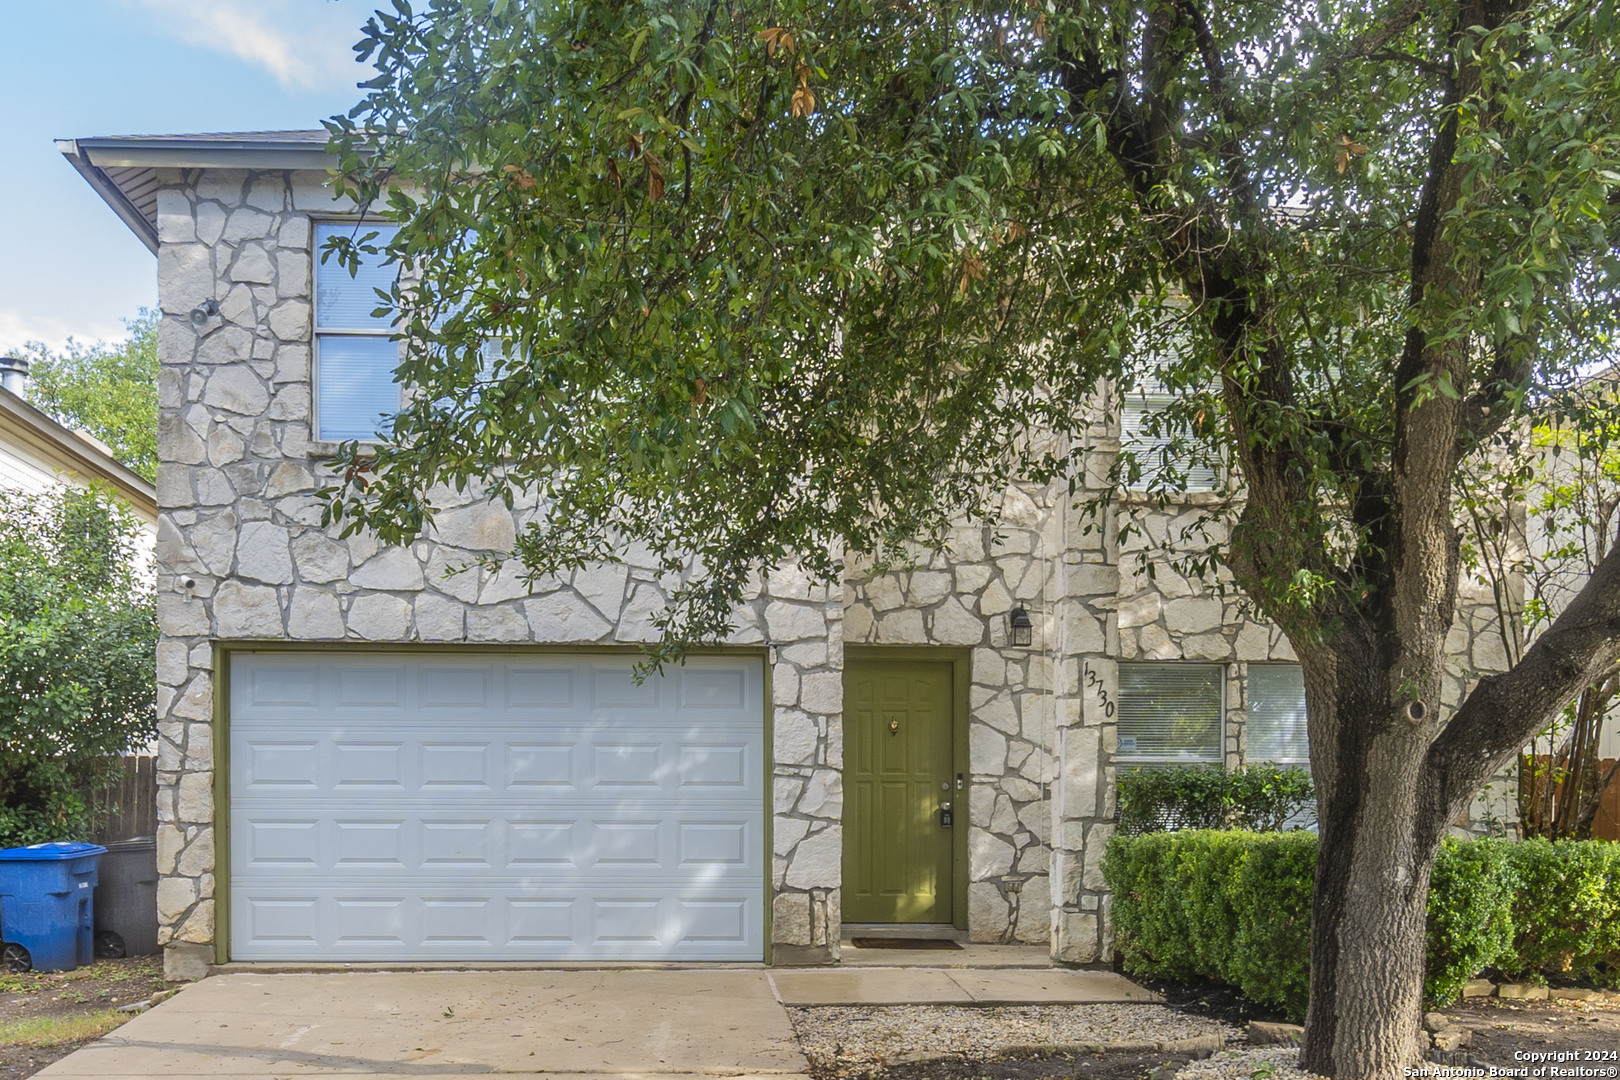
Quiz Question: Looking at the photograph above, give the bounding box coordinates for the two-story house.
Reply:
[60,129,1517,980]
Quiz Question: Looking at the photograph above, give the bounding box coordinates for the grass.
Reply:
[0,1011,127,1047]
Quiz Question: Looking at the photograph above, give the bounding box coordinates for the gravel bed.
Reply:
[788,1004,1243,1068]
[1176,1045,1326,1080]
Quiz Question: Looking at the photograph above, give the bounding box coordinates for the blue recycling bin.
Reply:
[0,843,106,972]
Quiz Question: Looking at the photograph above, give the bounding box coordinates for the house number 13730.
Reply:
[1083,664,1116,718]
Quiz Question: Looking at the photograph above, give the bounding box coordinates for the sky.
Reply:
[0,1,376,353]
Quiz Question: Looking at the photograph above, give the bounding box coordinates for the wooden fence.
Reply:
[84,755,157,844]
[1518,755,1620,841]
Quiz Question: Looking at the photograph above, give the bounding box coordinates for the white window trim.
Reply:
[310,217,403,446]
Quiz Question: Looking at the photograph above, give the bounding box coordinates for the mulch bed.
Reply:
[1437,996,1620,1072]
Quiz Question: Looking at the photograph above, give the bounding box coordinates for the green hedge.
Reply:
[1104,832,1620,1020]
[1116,764,1316,834]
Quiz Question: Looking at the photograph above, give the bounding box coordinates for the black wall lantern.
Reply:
[1008,607,1033,647]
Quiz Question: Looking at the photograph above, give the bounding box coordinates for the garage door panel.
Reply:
[240,812,758,877]
[506,667,576,708]
[239,736,762,800]
[230,652,766,961]
[232,888,763,961]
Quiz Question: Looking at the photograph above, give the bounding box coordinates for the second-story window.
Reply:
[314,222,401,442]
[1120,385,1221,491]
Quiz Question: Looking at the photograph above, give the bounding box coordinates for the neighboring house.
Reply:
[0,355,157,537]
[61,130,1517,980]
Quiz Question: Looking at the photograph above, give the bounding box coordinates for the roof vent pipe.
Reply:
[0,357,28,397]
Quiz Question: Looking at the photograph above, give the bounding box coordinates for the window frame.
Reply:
[310,217,404,446]
[1115,661,1227,767]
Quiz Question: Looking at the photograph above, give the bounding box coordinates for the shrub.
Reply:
[1105,831,1620,1018]
[1104,829,1314,1017]
[1116,764,1316,834]
[1425,837,1517,1005]
[0,488,156,846]
[1506,838,1620,987]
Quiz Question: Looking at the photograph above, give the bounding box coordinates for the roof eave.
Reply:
[59,133,345,255]
[57,139,159,255]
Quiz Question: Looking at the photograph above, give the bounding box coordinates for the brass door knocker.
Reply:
[889,718,900,734]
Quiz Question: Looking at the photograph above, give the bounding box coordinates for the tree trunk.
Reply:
[1298,636,1448,1079]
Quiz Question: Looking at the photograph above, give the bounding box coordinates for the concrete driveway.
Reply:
[36,970,809,1079]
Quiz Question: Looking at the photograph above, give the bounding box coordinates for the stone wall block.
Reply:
[156,188,195,243]
[268,300,311,342]
[347,594,413,639]
[524,591,613,641]
[287,588,344,638]
[213,581,282,637]
[236,521,292,584]
[351,547,426,591]
[765,601,826,642]
[229,242,276,284]
[414,593,465,640]
[175,772,213,825]
[222,207,274,244]
[774,709,819,766]
[202,367,269,415]
[782,826,841,890]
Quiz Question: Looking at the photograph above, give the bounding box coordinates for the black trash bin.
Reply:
[92,837,158,958]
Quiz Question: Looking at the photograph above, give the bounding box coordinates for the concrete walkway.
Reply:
[36,966,1157,1079]
[771,966,1159,1006]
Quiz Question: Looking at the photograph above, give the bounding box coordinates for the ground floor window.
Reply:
[1245,664,1309,766]
[1116,663,1224,766]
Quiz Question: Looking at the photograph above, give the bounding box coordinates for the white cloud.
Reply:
[124,0,370,93]
[0,309,129,356]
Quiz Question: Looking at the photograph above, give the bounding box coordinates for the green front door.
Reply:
[842,658,955,923]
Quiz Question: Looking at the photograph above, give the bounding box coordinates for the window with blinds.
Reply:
[314,222,402,442]
[1116,663,1224,764]
[1120,388,1221,490]
[1245,664,1310,766]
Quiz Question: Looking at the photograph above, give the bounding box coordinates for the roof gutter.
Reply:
[56,139,159,255]
[62,136,339,172]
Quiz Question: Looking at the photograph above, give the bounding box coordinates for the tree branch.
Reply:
[1361,49,1452,78]
[1425,539,1620,827]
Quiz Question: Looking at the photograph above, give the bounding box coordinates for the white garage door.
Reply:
[228,652,766,961]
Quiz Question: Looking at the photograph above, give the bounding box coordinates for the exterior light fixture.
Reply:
[189,298,220,327]
[1008,607,1033,647]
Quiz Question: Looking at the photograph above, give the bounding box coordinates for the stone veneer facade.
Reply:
[149,162,1517,978]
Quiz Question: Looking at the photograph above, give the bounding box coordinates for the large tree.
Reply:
[321,2,1620,1075]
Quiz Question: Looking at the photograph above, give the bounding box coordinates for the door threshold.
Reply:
[840,923,966,942]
